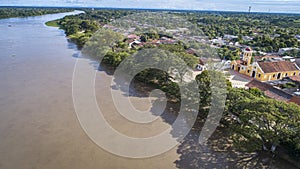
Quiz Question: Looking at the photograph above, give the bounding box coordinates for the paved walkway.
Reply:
[225,70,253,88]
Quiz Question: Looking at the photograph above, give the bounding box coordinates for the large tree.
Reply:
[228,97,300,154]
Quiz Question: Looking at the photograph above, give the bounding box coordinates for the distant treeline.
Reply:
[0,7,73,19]
[186,12,300,55]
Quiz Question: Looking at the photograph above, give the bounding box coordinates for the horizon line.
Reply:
[1,5,300,15]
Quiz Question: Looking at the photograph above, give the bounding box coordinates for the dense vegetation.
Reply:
[284,49,300,57]
[186,12,300,54]
[0,7,73,19]
[82,28,198,100]
[49,10,138,48]
[197,70,300,161]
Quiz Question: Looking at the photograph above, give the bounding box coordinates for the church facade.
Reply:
[230,47,300,81]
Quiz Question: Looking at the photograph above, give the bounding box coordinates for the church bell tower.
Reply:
[242,47,253,66]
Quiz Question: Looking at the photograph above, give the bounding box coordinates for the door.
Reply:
[252,71,256,78]
[277,73,281,79]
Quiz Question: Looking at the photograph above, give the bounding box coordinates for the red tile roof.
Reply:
[257,61,299,73]
[288,96,300,106]
[289,76,300,83]
[199,59,205,66]
[245,47,252,51]
[264,90,289,101]
[246,79,273,91]
[246,79,293,101]
[127,34,140,39]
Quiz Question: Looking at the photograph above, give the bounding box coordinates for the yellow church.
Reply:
[230,47,300,81]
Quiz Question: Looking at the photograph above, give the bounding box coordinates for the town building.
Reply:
[230,47,300,81]
[278,47,299,55]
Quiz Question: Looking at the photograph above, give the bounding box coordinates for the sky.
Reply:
[1,0,300,13]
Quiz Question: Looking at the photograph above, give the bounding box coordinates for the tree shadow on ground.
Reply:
[173,126,299,169]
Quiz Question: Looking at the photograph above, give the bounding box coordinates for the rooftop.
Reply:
[257,61,299,73]
[246,79,273,91]
[245,47,252,51]
[246,79,293,101]
[295,59,300,67]
[288,96,300,106]
[288,75,300,83]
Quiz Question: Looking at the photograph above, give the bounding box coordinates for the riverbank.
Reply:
[45,19,60,27]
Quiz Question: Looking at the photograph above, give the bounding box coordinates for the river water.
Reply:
[0,11,298,169]
[0,11,181,169]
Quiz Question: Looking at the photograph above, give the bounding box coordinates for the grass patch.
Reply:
[45,20,60,27]
[294,20,300,23]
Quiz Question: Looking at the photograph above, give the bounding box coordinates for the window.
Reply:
[273,74,276,78]
[285,73,288,77]
[247,70,250,73]
[258,74,261,78]
[293,72,296,76]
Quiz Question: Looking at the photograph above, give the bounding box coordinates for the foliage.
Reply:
[158,44,199,68]
[229,99,299,152]
[222,87,300,158]
[0,7,72,19]
[283,49,300,58]
[196,70,231,115]
[103,51,130,67]
[194,71,300,158]
[45,19,60,27]
[280,82,297,89]
[186,12,300,53]
[218,47,241,60]
[248,87,265,97]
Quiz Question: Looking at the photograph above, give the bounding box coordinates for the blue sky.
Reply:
[1,0,300,13]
